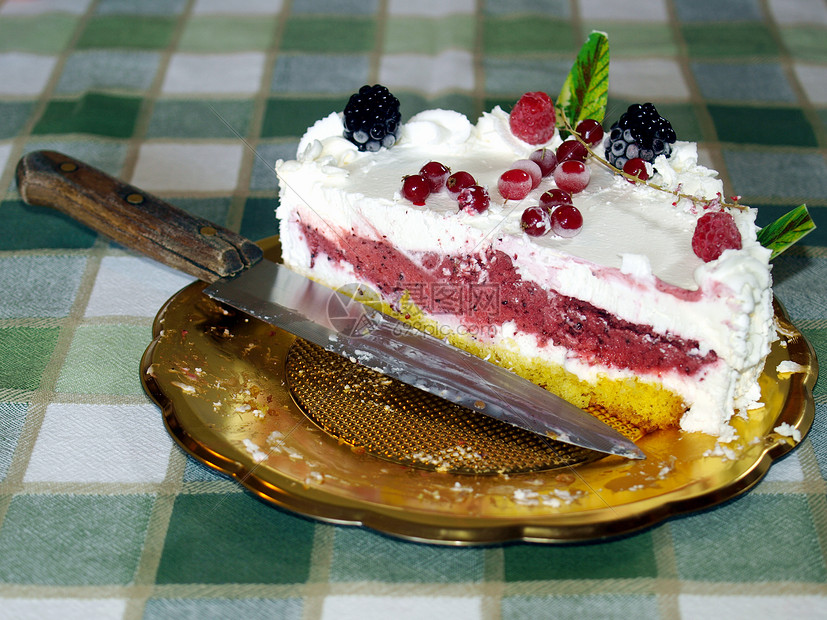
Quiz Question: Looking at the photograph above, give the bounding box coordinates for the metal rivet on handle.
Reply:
[60,162,78,172]
[126,193,144,204]
[200,226,217,236]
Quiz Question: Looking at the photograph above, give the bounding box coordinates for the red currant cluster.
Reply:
[401,162,490,213]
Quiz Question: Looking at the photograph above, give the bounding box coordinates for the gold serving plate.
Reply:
[141,237,817,545]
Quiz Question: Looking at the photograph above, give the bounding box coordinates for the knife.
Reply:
[16,150,644,460]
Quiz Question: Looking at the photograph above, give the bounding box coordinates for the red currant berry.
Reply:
[529,148,557,176]
[553,160,590,194]
[550,204,583,238]
[511,159,542,189]
[457,185,490,214]
[498,168,533,200]
[539,189,573,212]
[446,171,476,194]
[401,174,430,206]
[575,119,604,147]
[419,161,451,192]
[509,91,556,144]
[622,157,650,181]
[520,205,552,237]
[556,139,588,163]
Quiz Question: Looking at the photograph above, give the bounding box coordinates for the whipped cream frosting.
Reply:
[276,107,775,438]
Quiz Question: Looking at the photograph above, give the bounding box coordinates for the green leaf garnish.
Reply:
[757,204,816,259]
[556,31,609,136]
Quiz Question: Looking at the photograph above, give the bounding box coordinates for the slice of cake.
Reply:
[274,70,774,442]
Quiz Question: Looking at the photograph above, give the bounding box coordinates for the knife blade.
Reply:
[16,150,644,460]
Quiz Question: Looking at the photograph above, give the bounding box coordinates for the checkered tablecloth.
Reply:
[1,1,826,618]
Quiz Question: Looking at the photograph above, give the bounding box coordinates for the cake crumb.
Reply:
[242,439,268,463]
[776,360,806,375]
[774,422,802,443]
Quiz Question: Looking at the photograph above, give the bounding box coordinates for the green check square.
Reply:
[33,93,142,139]
[76,15,176,49]
[681,24,779,57]
[0,327,60,391]
[0,102,34,140]
[179,16,276,52]
[0,199,98,250]
[146,100,253,139]
[281,17,376,52]
[483,17,574,54]
[585,23,678,57]
[0,403,28,481]
[261,97,348,137]
[503,530,658,580]
[155,493,315,584]
[708,105,817,147]
[779,26,827,62]
[55,324,150,395]
[384,16,475,54]
[0,14,79,54]
[503,594,660,619]
[0,494,154,585]
[241,197,278,241]
[329,527,484,582]
[672,494,827,582]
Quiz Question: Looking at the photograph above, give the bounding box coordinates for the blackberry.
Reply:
[343,84,401,152]
[604,103,676,170]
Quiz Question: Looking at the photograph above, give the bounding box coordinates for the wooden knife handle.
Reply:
[15,150,264,283]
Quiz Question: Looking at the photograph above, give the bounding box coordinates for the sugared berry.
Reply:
[553,160,590,193]
[509,91,556,145]
[401,174,430,206]
[498,168,533,200]
[692,211,742,262]
[605,103,676,168]
[576,119,604,147]
[343,84,401,152]
[446,171,476,194]
[623,157,650,181]
[539,189,573,211]
[521,205,552,237]
[457,185,490,214]
[529,148,557,176]
[420,161,450,192]
[550,204,583,238]
[556,139,588,163]
[511,159,542,189]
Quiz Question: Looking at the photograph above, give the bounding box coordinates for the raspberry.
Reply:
[509,91,556,145]
[343,84,401,152]
[692,211,742,262]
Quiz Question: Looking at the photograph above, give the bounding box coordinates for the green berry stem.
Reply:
[560,111,747,212]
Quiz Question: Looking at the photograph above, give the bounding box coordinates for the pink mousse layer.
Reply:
[300,223,717,377]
